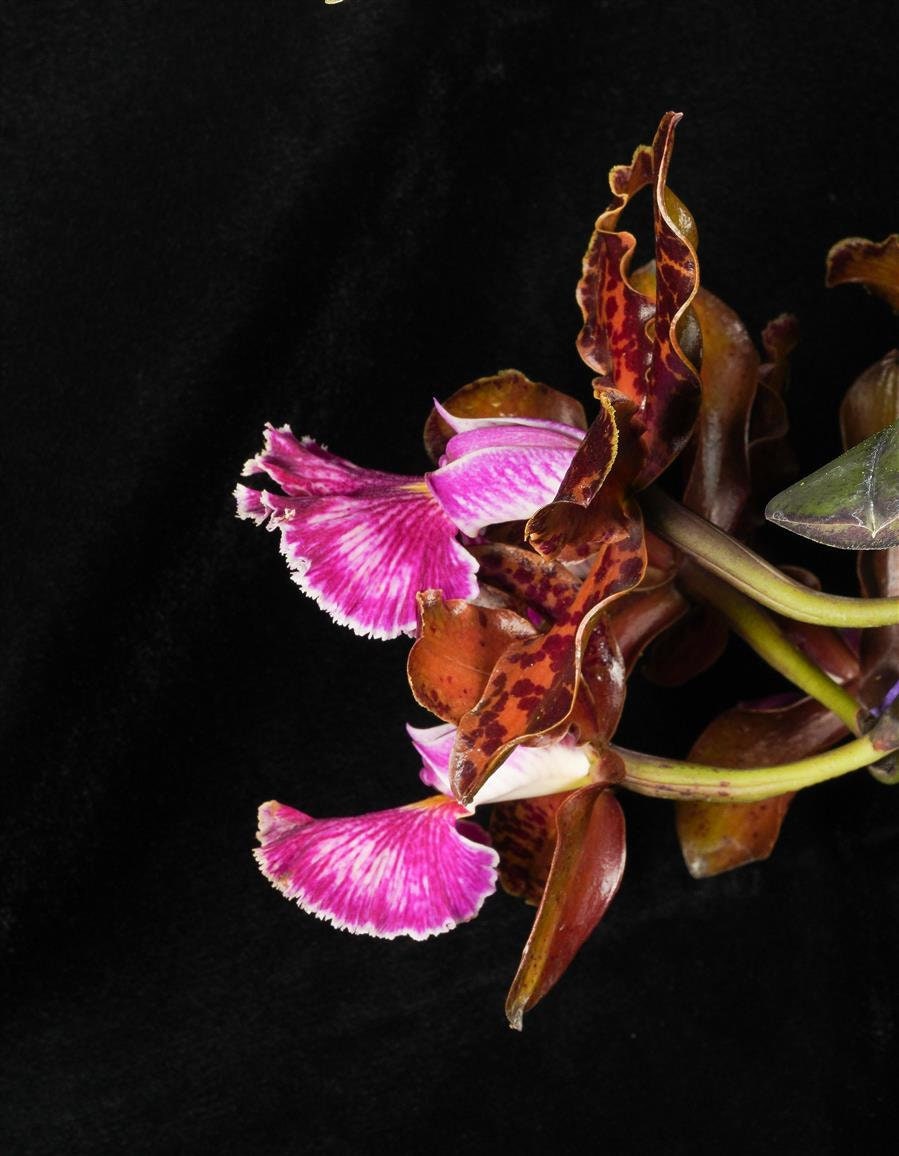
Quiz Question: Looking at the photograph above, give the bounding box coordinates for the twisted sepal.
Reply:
[576,110,701,491]
[826,234,899,314]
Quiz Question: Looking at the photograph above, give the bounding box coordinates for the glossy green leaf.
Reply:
[841,352,899,713]
[765,419,899,548]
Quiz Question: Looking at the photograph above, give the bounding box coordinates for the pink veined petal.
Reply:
[242,424,399,497]
[433,398,586,443]
[407,722,593,807]
[236,430,479,639]
[235,483,267,525]
[441,424,584,463]
[255,798,498,940]
[406,722,456,795]
[428,437,579,537]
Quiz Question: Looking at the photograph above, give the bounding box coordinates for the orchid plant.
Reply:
[236,112,899,1028]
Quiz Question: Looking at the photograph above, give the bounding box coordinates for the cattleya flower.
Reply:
[254,723,597,939]
[239,111,899,1027]
[235,396,584,639]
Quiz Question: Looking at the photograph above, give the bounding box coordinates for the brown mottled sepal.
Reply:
[505,767,626,1030]
[407,592,537,723]
[451,513,646,804]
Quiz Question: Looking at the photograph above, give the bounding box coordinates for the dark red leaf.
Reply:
[505,772,627,1030]
[642,603,729,687]
[682,287,759,532]
[746,314,799,517]
[606,580,688,675]
[577,143,656,405]
[525,446,635,560]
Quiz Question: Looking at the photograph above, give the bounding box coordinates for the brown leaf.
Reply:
[683,287,759,532]
[422,369,588,464]
[676,696,851,878]
[746,314,799,520]
[642,603,729,687]
[840,351,899,449]
[505,772,627,1030]
[451,512,645,804]
[826,235,899,314]
[606,580,688,675]
[407,592,537,723]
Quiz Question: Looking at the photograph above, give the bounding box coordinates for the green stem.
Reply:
[612,734,885,802]
[640,486,899,627]
[682,565,862,733]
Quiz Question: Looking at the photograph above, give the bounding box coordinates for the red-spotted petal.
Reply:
[237,426,478,639]
[254,798,498,940]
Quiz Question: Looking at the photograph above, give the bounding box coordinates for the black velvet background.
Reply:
[3,1,899,1152]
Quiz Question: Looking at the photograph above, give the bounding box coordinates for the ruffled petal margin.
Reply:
[236,426,478,639]
[255,798,499,940]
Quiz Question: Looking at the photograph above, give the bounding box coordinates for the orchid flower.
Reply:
[254,723,596,940]
[240,112,899,1027]
[235,403,583,639]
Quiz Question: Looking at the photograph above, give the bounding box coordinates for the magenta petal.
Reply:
[237,427,478,638]
[428,437,579,537]
[276,487,476,638]
[433,399,585,443]
[441,424,583,462]
[255,798,498,939]
[406,722,456,795]
[234,483,267,524]
[242,424,398,497]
